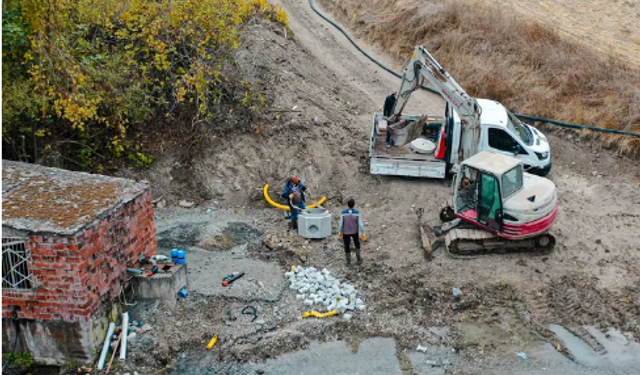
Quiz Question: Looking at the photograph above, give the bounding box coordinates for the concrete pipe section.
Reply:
[298,208,332,238]
[410,138,436,154]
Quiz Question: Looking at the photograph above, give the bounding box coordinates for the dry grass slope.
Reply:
[318,0,640,155]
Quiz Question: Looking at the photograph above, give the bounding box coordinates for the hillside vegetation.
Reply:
[318,0,640,154]
[2,0,288,170]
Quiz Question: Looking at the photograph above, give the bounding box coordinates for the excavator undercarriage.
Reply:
[419,207,556,259]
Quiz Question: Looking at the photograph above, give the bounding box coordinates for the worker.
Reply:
[289,191,307,230]
[282,175,308,218]
[338,199,366,265]
[383,92,397,147]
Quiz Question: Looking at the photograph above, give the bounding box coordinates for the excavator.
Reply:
[387,46,558,256]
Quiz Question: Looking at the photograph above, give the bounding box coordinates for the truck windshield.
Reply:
[506,111,532,145]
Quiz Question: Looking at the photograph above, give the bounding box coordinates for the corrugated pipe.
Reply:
[97,322,116,370]
[119,312,129,362]
[308,0,640,139]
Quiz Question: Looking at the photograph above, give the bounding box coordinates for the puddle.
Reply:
[171,338,401,375]
[157,223,202,248]
[248,337,402,375]
[550,324,640,370]
[156,221,262,251]
[199,222,262,251]
[549,324,600,366]
[30,366,62,375]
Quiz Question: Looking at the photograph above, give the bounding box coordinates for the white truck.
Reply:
[370,47,552,178]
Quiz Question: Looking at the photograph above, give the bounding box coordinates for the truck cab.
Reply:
[456,99,552,176]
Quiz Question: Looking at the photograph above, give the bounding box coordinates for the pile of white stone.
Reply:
[285,266,365,319]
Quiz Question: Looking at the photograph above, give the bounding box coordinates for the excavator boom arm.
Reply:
[391,46,482,162]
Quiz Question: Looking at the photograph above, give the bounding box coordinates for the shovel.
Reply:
[308,192,324,210]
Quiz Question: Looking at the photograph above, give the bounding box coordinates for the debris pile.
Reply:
[285,266,365,317]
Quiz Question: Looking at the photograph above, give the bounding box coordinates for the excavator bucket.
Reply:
[417,208,444,259]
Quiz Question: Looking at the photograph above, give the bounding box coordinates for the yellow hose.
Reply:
[263,184,327,211]
[302,309,338,318]
[206,335,218,350]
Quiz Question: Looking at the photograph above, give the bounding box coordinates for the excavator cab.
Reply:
[455,161,505,233]
[425,151,557,257]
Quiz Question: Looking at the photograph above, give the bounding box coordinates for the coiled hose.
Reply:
[308,0,640,138]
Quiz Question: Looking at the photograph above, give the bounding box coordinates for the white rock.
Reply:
[178,200,195,208]
[296,294,306,301]
[343,313,353,320]
[303,299,314,306]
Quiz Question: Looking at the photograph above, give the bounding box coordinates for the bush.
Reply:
[2,0,290,170]
[2,351,35,369]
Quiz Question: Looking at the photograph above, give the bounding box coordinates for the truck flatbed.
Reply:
[373,133,438,161]
[369,113,448,178]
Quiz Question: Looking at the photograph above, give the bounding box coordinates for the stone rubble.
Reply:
[285,266,365,317]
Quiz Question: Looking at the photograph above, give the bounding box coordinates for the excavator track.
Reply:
[444,222,556,259]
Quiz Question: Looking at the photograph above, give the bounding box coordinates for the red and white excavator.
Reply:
[388,47,559,255]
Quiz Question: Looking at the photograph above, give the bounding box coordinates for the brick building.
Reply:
[2,160,157,364]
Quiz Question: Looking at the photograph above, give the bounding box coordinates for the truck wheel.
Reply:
[440,206,456,222]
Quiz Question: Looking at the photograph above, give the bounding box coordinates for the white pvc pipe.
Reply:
[119,312,129,362]
[97,322,116,370]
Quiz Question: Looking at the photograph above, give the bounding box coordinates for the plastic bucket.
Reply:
[176,250,186,265]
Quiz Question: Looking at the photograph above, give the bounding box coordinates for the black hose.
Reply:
[307,0,640,139]
[515,114,640,137]
[241,306,258,322]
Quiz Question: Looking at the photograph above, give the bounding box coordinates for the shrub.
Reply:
[2,0,290,170]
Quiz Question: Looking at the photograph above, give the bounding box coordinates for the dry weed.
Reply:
[318,0,640,154]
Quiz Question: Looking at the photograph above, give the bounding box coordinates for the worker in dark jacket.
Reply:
[288,190,307,230]
[338,199,366,265]
[383,92,397,147]
[282,176,308,218]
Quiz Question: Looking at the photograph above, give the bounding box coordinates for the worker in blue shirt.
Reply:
[338,199,366,265]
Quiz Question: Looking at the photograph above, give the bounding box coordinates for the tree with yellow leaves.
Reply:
[2,0,290,170]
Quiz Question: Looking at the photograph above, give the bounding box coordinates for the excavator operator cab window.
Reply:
[456,165,479,220]
[478,172,503,231]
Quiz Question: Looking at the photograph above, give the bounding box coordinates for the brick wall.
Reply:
[2,190,157,322]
